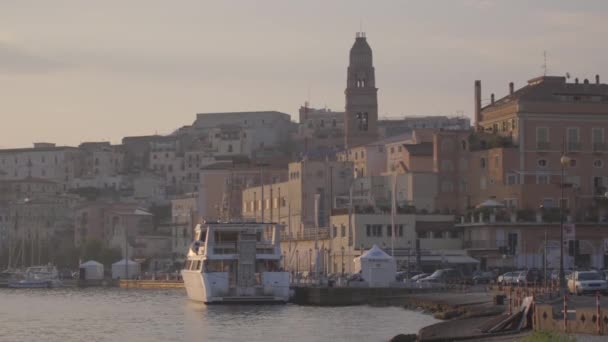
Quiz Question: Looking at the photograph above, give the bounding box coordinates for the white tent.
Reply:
[111,259,141,279]
[353,245,397,287]
[80,260,104,280]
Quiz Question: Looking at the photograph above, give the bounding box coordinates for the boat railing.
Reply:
[213,242,238,254]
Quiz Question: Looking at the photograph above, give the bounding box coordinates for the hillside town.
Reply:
[1,32,608,281]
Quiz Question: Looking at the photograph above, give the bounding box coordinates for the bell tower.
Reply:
[344,32,378,149]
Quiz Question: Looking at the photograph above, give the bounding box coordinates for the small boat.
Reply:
[8,265,63,288]
[182,221,289,304]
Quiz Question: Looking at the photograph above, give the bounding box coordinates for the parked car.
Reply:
[521,268,544,284]
[411,273,430,282]
[472,271,495,284]
[567,271,608,295]
[417,269,465,284]
[396,270,424,282]
[498,271,525,286]
[550,270,573,283]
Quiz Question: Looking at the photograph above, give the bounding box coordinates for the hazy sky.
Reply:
[2,0,607,148]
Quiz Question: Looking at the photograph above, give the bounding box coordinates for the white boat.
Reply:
[181,222,289,304]
[8,265,63,288]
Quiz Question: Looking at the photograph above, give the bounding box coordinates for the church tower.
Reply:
[344,32,378,149]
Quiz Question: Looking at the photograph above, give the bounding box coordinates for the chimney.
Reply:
[474,80,481,129]
[509,82,514,95]
[596,74,600,84]
[491,93,495,104]
[584,78,589,85]
[575,78,579,84]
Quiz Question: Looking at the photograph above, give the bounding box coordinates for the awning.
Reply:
[395,255,479,264]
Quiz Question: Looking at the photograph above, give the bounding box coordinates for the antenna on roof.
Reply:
[565,72,571,80]
[542,51,548,76]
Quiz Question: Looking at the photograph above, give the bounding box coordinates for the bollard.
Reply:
[564,294,568,333]
[597,291,602,335]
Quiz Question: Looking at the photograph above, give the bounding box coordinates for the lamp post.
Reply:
[341,246,345,276]
[558,153,571,292]
[296,249,299,275]
[308,248,312,275]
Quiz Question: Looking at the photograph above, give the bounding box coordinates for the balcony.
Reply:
[593,142,607,153]
[536,141,551,151]
[567,141,581,152]
[282,228,330,241]
[464,239,508,250]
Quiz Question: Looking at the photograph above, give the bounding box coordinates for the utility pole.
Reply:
[260,166,264,223]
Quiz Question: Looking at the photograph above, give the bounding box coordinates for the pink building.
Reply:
[471,75,608,218]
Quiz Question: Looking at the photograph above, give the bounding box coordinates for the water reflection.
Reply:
[1,288,435,342]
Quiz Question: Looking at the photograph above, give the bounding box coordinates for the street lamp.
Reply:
[341,246,345,276]
[308,248,312,275]
[558,153,571,292]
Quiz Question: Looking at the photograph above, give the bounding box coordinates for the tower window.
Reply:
[356,112,369,131]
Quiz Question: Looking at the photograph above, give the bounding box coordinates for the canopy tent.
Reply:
[79,260,104,280]
[111,259,141,279]
[475,199,505,209]
[353,245,397,287]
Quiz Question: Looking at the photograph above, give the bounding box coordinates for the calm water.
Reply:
[0,288,436,342]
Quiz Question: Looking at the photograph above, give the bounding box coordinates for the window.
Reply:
[592,128,605,151]
[542,198,554,208]
[332,225,337,237]
[341,225,346,237]
[390,147,394,154]
[387,225,392,237]
[569,159,577,167]
[506,173,518,185]
[366,225,371,237]
[593,159,603,168]
[567,127,580,150]
[398,225,403,237]
[504,198,518,208]
[507,233,518,255]
[565,176,580,188]
[536,127,549,149]
[372,225,383,237]
[417,231,429,239]
[536,174,550,185]
[537,159,548,168]
[480,157,486,168]
[356,112,369,131]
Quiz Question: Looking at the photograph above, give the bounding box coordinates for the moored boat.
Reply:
[181,222,289,304]
[8,265,63,288]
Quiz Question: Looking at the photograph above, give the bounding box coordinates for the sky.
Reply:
[1,0,607,148]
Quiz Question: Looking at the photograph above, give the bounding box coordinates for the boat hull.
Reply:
[181,270,289,304]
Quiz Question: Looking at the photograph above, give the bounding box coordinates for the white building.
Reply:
[0,143,83,191]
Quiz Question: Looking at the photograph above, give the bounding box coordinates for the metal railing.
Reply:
[282,228,330,241]
[464,239,508,250]
[593,142,606,152]
[536,141,551,150]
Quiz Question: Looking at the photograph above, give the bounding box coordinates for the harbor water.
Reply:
[0,288,436,342]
